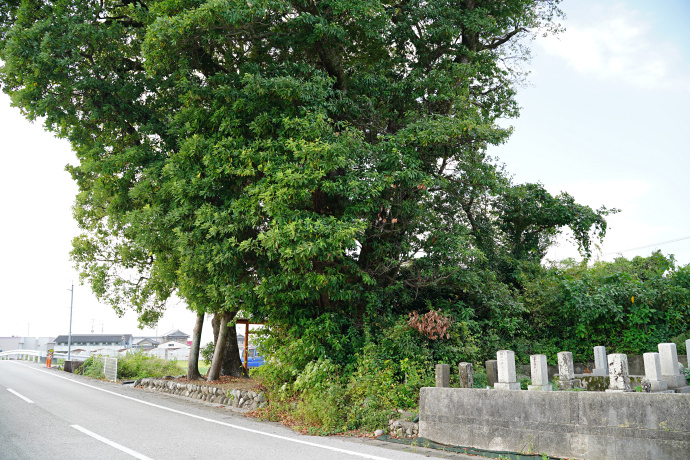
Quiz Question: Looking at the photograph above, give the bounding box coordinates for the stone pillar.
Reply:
[686,339,690,367]
[606,353,633,392]
[485,360,498,388]
[557,351,581,390]
[642,352,672,393]
[458,362,473,388]
[494,350,521,390]
[591,346,608,376]
[658,343,690,393]
[435,364,450,388]
[528,354,552,391]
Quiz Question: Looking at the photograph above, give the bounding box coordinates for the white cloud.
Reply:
[539,3,690,91]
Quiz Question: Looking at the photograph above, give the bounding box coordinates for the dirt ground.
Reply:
[174,375,264,392]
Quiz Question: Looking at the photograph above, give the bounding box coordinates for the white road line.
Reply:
[7,388,34,403]
[71,425,155,460]
[15,363,392,460]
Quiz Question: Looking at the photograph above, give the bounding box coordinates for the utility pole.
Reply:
[67,282,74,361]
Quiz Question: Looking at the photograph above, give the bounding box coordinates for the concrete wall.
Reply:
[419,388,690,460]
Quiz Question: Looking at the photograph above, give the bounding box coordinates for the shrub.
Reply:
[75,355,105,379]
[117,350,181,380]
[200,341,215,365]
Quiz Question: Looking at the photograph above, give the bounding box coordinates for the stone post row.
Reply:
[435,364,450,388]
[642,352,672,393]
[435,363,474,388]
[592,346,608,376]
[458,362,473,388]
[557,351,581,390]
[528,354,552,391]
[494,350,520,390]
[658,343,690,393]
[606,353,633,392]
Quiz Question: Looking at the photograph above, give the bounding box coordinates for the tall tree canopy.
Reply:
[0,0,612,368]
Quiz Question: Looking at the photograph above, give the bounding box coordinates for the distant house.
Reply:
[149,340,190,360]
[133,337,160,350]
[54,334,133,353]
[161,330,190,344]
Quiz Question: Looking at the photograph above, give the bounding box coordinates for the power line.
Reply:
[604,235,690,255]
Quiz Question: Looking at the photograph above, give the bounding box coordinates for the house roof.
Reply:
[54,334,133,344]
[162,330,189,338]
[134,337,159,346]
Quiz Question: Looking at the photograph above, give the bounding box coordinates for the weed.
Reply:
[74,355,105,379]
[117,349,180,380]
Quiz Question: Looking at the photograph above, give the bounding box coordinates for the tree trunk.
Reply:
[221,323,247,378]
[207,310,232,382]
[186,312,204,380]
[212,313,220,345]
[209,310,247,378]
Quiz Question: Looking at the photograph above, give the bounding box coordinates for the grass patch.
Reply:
[117,350,181,379]
[175,360,211,376]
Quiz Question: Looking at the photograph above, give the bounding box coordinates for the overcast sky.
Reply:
[1,0,688,340]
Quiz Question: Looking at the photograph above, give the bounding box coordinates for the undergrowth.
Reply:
[74,350,181,381]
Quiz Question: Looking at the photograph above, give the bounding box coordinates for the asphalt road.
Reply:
[0,360,470,460]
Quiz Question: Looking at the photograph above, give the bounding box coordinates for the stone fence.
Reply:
[135,378,267,410]
[419,388,690,460]
[420,341,690,459]
[475,342,690,394]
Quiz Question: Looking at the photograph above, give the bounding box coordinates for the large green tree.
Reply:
[0,0,610,372]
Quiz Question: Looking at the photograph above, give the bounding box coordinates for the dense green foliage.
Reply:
[253,251,690,432]
[521,252,690,362]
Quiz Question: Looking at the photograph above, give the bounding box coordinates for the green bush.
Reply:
[117,350,181,380]
[75,355,105,379]
[200,342,215,365]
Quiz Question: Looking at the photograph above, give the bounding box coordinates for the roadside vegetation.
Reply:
[75,350,180,381]
[253,252,690,434]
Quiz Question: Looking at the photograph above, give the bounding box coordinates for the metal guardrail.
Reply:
[0,350,41,362]
[0,350,86,362]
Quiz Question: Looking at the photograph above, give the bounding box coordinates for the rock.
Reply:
[257,393,266,403]
[259,402,268,409]
[374,429,384,437]
[398,410,415,420]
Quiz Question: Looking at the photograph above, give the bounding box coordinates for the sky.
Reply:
[1,1,689,340]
